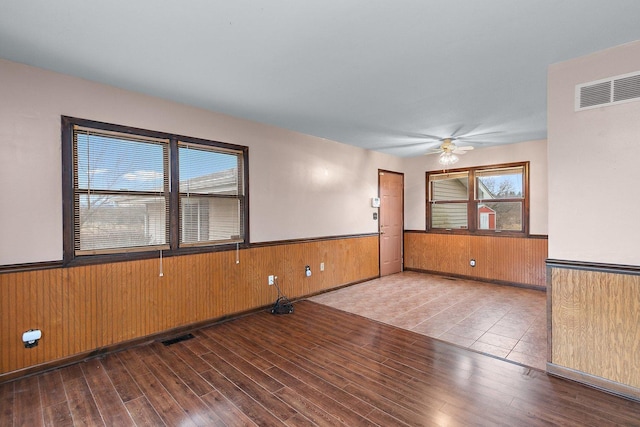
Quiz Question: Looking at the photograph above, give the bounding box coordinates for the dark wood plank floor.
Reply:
[2,300,640,426]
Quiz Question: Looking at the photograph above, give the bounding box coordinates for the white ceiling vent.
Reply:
[576,71,640,111]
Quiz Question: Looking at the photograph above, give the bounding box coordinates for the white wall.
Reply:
[0,59,403,265]
[403,139,548,235]
[0,57,552,267]
[548,40,640,265]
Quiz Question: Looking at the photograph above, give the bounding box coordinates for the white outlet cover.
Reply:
[22,329,42,343]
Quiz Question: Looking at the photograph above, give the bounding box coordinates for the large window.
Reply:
[426,162,528,235]
[62,117,248,264]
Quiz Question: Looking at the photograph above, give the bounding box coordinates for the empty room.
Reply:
[2,1,640,425]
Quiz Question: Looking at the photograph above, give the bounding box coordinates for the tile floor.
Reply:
[309,271,547,370]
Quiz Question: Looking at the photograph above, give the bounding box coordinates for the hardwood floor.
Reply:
[311,271,547,370]
[2,300,640,426]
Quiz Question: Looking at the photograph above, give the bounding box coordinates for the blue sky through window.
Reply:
[179,145,238,182]
[77,134,238,192]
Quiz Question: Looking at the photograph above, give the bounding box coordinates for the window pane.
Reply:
[430,172,469,201]
[431,203,468,229]
[74,127,168,255]
[181,197,210,243]
[476,166,524,200]
[180,196,242,244]
[179,144,240,195]
[478,202,522,231]
[210,197,242,241]
[77,194,166,252]
[179,142,244,246]
[76,133,165,192]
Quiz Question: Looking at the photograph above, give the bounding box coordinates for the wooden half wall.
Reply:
[0,235,379,381]
[547,262,640,400]
[404,231,548,288]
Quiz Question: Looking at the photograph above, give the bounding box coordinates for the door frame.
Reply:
[378,169,404,276]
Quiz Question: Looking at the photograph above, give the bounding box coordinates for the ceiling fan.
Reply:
[425,137,474,166]
[376,128,501,163]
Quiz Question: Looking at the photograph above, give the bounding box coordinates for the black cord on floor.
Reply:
[270,276,294,314]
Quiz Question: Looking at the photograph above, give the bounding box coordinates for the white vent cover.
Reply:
[575,71,640,111]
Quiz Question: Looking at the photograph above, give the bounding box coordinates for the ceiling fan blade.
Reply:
[451,145,474,154]
[450,125,466,138]
[416,134,445,141]
[456,131,502,140]
[392,142,432,149]
[377,140,441,150]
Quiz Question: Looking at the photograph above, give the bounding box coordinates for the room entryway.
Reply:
[378,170,403,276]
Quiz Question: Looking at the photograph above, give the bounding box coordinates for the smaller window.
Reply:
[178,142,245,246]
[426,162,528,235]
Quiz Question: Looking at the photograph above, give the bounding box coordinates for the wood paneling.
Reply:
[0,235,379,381]
[550,267,640,389]
[404,232,547,288]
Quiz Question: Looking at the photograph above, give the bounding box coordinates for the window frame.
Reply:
[62,116,249,266]
[425,161,529,236]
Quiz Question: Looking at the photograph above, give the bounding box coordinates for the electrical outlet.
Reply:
[268,275,274,285]
[320,262,324,271]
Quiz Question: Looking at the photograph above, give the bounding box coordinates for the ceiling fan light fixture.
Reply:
[439,151,459,166]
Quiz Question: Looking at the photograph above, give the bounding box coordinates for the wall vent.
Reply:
[161,333,195,346]
[575,71,640,111]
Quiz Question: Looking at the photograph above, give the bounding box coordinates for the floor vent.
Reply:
[576,71,640,111]
[161,333,195,346]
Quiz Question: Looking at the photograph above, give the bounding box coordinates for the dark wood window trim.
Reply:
[62,116,250,267]
[425,161,530,237]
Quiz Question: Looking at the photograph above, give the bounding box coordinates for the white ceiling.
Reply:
[2,1,640,157]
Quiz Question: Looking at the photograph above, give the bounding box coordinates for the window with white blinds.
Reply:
[178,142,244,246]
[63,117,248,262]
[428,172,469,230]
[73,127,170,254]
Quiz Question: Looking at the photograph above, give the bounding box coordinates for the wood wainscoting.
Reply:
[547,261,640,400]
[0,235,379,382]
[404,232,548,288]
